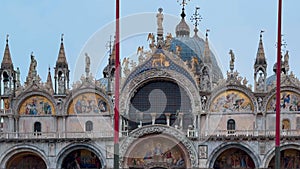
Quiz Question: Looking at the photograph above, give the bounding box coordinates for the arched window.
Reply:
[227,119,236,134]
[34,122,41,135]
[86,121,93,132]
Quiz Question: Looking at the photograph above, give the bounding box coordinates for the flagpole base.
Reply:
[114,143,119,169]
[275,146,280,169]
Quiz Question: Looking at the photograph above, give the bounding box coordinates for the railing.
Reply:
[0,131,113,139]
[0,129,299,140]
[199,129,300,139]
[0,109,13,115]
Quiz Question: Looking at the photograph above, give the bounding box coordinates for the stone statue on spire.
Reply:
[229,49,235,72]
[156,8,164,48]
[26,52,41,85]
[85,53,91,77]
[156,8,164,30]
[30,52,37,77]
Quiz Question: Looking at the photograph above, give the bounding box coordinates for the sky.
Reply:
[0,0,299,87]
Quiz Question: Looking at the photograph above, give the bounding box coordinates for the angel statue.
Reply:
[229,49,235,71]
[122,57,130,77]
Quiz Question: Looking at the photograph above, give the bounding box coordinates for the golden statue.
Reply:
[152,53,169,67]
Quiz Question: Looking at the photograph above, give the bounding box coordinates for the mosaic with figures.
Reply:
[267,91,300,111]
[213,148,255,169]
[210,90,253,113]
[127,136,186,169]
[68,93,108,114]
[62,149,101,169]
[268,149,300,168]
[19,95,55,115]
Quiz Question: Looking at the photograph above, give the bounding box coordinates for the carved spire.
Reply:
[56,34,68,66]
[254,31,267,92]
[1,34,14,70]
[255,30,267,65]
[46,67,53,93]
[103,36,116,76]
[176,0,191,37]
[203,29,212,64]
[1,34,16,96]
[190,7,202,37]
[54,34,70,95]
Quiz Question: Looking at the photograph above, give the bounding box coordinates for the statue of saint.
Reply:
[156,8,164,29]
[30,53,37,73]
[16,67,20,82]
[85,53,91,76]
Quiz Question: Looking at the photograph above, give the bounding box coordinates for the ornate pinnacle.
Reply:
[206,29,210,37]
[177,0,190,9]
[106,35,113,55]
[260,30,265,38]
[61,33,64,43]
[6,34,9,44]
[177,0,191,18]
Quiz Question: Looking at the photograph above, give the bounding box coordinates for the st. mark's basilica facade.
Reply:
[0,3,300,169]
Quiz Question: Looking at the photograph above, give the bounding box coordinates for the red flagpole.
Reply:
[114,0,120,168]
[275,0,282,168]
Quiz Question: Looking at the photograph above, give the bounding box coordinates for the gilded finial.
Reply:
[6,34,9,44]
[61,33,64,43]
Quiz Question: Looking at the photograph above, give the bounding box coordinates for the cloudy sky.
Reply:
[0,1,299,86]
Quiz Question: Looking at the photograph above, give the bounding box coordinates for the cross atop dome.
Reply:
[190,6,202,36]
[176,0,191,37]
[177,0,190,19]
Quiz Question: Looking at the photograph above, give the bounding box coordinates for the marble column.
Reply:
[151,113,156,125]
[165,113,171,126]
